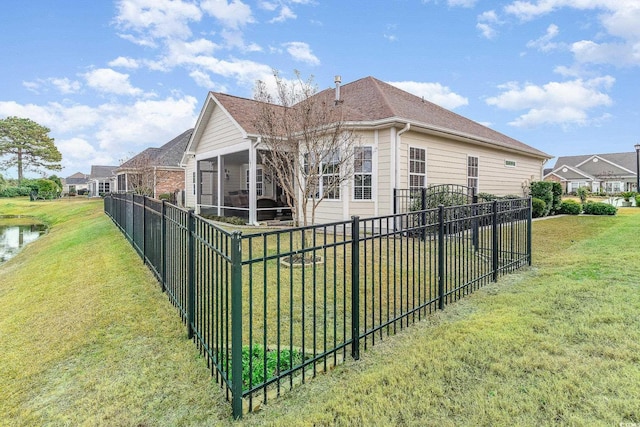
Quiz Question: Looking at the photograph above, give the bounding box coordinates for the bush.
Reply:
[583,202,617,215]
[635,194,640,207]
[558,199,581,215]
[532,197,547,218]
[529,181,553,216]
[620,191,635,202]
[0,186,32,198]
[551,182,563,214]
[575,186,590,204]
[477,192,497,202]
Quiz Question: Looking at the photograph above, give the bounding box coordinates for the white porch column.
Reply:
[217,156,224,217]
[248,142,257,224]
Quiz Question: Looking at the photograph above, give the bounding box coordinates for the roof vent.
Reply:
[334,75,343,105]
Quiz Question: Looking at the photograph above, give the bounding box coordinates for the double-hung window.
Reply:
[322,151,340,200]
[467,156,479,191]
[354,146,373,200]
[246,167,264,197]
[409,147,426,190]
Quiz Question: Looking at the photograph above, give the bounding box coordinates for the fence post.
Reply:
[142,196,146,263]
[187,209,195,339]
[438,205,445,310]
[527,197,532,266]
[492,200,499,282]
[230,231,244,419]
[351,216,360,360]
[161,200,167,293]
[472,192,479,252]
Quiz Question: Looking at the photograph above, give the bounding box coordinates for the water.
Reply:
[0,220,47,264]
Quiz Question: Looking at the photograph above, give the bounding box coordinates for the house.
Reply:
[116,129,193,200]
[181,76,551,225]
[87,165,117,197]
[544,152,638,194]
[62,172,89,195]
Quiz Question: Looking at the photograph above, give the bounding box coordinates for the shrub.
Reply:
[583,202,617,215]
[575,186,590,204]
[551,182,563,214]
[620,191,635,202]
[477,192,497,202]
[0,186,32,198]
[532,197,547,218]
[529,181,553,216]
[635,194,640,207]
[558,199,581,215]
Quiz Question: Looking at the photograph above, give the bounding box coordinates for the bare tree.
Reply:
[118,150,156,196]
[253,70,360,226]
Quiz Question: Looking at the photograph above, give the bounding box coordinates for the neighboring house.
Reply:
[181,76,551,225]
[116,129,192,200]
[88,165,117,197]
[544,152,638,194]
[62,172,89,195]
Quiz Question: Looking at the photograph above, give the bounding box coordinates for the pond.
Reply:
[0,216,48,265]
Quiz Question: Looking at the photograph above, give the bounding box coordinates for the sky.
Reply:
[1,0,639,179]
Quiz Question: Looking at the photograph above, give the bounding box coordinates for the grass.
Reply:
[1,197,640,425]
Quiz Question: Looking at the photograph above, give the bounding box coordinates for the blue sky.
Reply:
[1,0,639,178]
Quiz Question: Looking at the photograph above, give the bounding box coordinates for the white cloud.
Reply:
[448,0,477,7]
[477,10,501,39]
[83,68,143,96]
[51,78,82,94]
[526,24,562,52]
[283,42,320,66]
[200,0,254,29]
[571,40,640,66]
[108,56,140,69]
[503,0,640,66]
[114,0,202,43]
[387,81,469,110]
[270,5,296,23]
[189,70,216,88]
[486,76,615,127]
[0,95,198,175]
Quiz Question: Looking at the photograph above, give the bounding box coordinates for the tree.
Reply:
[0,116,62,181]
[118,150,155,196]
[253,71,360,226]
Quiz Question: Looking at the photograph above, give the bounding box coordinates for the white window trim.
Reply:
[352,145,376,202]
[467,155,479,191]
[409,146,427,190]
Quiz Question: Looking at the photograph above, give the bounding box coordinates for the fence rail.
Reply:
[104,193,532,418]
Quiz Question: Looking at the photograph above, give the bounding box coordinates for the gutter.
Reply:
[395,123,411,188]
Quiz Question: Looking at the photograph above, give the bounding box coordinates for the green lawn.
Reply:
[1,197,639,426]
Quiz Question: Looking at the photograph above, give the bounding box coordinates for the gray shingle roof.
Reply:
[212,76,549,159]
[90,165,117,179]
[119,129,193,169]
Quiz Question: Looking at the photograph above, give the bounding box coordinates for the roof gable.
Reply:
[185,76,551,161]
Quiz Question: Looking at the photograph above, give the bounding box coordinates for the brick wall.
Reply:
[155,169,185,198]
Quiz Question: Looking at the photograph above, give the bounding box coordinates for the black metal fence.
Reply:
[104,192,532,418]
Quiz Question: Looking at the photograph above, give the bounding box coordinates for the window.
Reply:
[246,167,264,197]
[409,147,426,190]
[304,151,340,200]
[322,151,340,200]
[467,156,479,191]
[98,181,110,194]
[354,146,373,200]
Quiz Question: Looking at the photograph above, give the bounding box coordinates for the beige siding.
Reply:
[401,130,543,196]
[184,157,197,208]
[197,106,244,155]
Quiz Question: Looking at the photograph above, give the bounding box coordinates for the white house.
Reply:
[181,76,551,224]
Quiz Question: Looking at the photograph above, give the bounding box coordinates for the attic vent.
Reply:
[593,158,598,162]
[562,168,568,173]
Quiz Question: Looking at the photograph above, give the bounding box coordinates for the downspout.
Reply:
[395,123,411,189]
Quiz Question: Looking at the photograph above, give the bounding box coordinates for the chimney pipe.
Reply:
[334,75,342,105]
